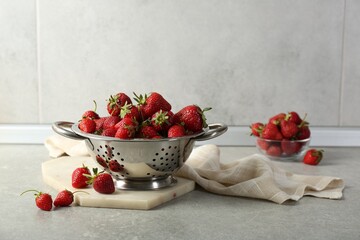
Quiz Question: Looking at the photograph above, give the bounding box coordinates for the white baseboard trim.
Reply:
[0,124,359,147]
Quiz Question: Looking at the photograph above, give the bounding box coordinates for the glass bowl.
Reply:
[255,137,311,161]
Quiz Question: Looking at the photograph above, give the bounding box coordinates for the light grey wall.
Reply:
[1,0,359,127]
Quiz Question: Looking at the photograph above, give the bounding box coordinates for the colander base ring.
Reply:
[114,175,177,190]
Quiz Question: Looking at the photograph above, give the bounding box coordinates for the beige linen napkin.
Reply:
[176,144,344,204]
[44,135,344,204]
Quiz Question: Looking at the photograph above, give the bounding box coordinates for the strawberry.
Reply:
[109,160,124,172]
[256,138,270,151]
[101,127,117,137]
[79,118,96,133]
[114,117,138,139]
[85,168,115,194]
[72,164,91,188]
[268,113,286,125]
[261,123,282,140]
[21,190,53,211]
[94,117,107,132]
[107,93,132,116]
[280,119,299,139]
[103,116,121,130]
[53,189,74,207]
[281,139,302,155]
[297,125,311,140]
[137,125,160,139]
[134,92,171,120]
[303,149,324,165]
[173,105,211,134]
[287,111,302,125]
[250,122,264,137]
[82,100,99,120]
[120,103,141,122]
[266,144,282,157]
[167,124,186,138]
[151,110,174,132]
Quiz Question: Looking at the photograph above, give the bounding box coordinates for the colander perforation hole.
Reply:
[117,152,120,156]
[100,145,103,148]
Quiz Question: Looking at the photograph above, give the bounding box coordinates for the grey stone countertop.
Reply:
[1,144,359,240]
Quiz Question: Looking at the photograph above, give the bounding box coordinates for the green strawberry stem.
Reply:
[20,189,42,197]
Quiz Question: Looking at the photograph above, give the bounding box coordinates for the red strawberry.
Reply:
[79,118,96,133]
[72,164,91,188]
[168,124,186,138]
[103,116,121,130]
[303,149,324,165]
[94,117,107,132]
[287,111,302,125]
[137,125,160,139]
[109,160,123,172]
[266,144,282,157]
[101,127,117,137]
[21,190,53,211]
[53,189,74,207]
[107,93,132,116]
[151,110,174,132]
[114,117,138,139]
[134,92,171,119]
[86,168,115,194]
[297,125,311,140]
[174,105,211,134]
[281,139,302,155]
[120,103,141,122]
[268,113,286,125]
[256,138,270,151]
[82,100,99,120]
[261,123,282,140]
[250,122,264,137]
[280,119,299,139]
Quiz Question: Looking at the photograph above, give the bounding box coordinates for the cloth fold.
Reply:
[176,144,344,204]
[44,135,344,204]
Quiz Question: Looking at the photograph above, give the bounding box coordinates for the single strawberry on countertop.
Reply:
[303,149,324,165]
[20,190,53,211]
[53,189,74,207]
[85,168,115,194]
[72,164,91,189]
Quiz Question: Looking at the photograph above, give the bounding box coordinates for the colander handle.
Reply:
[52,121,87,140]
[193,123,228,141]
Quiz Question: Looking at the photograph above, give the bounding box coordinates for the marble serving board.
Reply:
[41,156,195,210]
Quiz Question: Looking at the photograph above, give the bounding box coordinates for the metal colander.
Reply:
[52,121,227,190]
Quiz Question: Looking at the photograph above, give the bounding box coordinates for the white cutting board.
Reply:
[41,156,195,210]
